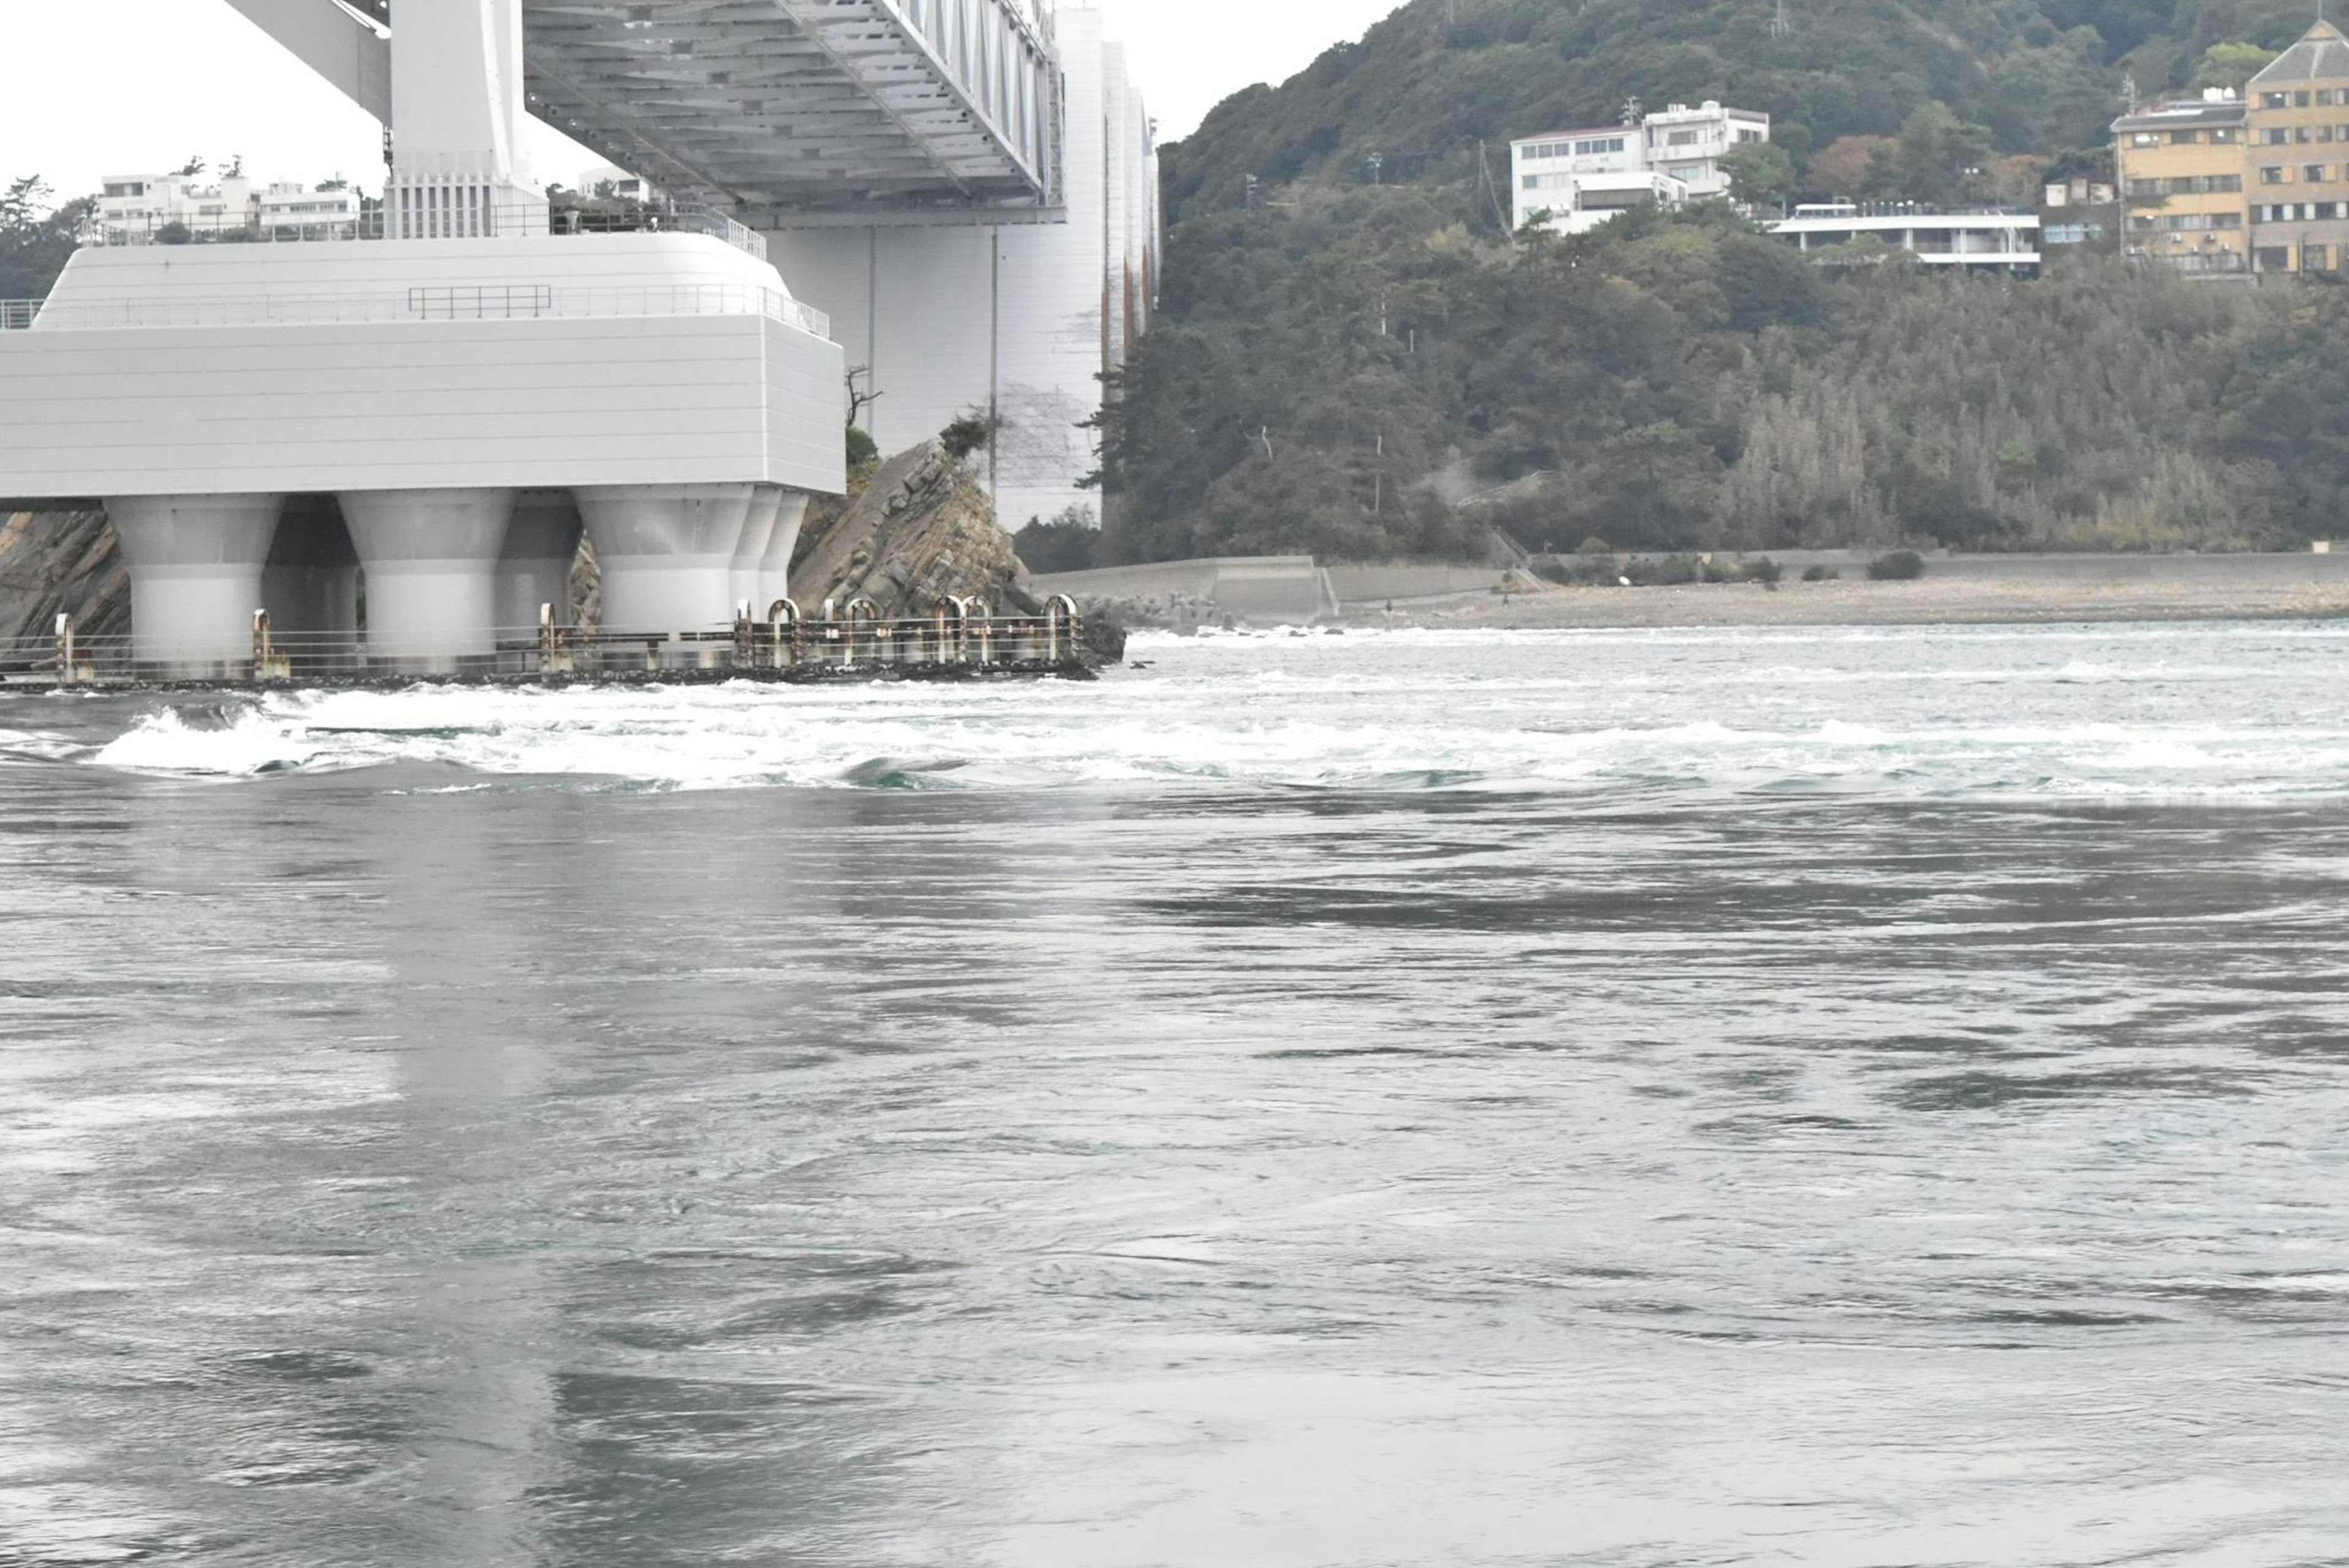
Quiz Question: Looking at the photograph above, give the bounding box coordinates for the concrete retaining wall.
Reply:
[1327,563,1513,603]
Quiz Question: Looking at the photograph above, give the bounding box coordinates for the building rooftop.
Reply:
[1647,100,1768,124]
[2251,20,2349,85]
[1513,125,1633,147]
[2113,94,2247,132]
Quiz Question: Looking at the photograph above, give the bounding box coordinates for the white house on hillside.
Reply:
[1512,100,1769,234]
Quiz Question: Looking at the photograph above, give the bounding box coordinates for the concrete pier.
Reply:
[106,493,286,671]
[340,488,517,664]
[576,483,756,631]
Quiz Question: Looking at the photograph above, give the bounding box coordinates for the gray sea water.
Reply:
[2,622,2347,1567]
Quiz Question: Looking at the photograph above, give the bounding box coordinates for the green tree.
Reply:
[0,176,87,302]
[1894,105,1998,205]
[1721,143,1797,211]
[2191,42,2277,92]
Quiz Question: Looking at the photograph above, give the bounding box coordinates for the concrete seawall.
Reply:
[1031,551,2349,623]
[1724,549,2349,588]
[1027,556,1337,622]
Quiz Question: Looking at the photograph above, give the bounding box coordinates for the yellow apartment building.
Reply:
[2244,20,2349,273]
[2115,91,2250,274]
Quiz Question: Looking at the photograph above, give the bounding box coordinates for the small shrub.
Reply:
[845,424,878,468]
[1800,564,1841,582]
[1868,549,1927,582]
[1575,535,1614,556]
[1619,555,1701,587]
[1743,557,1784,585]
[940,410,996,461]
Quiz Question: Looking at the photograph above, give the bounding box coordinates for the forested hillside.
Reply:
[1093,0,2348,562]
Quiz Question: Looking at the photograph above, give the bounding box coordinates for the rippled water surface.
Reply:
[2,623,2347,1566]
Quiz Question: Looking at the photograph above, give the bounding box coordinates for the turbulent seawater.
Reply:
[2,622,2346,1567]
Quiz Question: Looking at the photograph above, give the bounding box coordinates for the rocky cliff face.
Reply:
[0,510,127,650]
[792,440,1042,620]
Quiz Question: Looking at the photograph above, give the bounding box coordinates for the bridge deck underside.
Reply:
[522,0,1050,218]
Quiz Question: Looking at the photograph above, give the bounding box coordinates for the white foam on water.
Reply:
[50,624,2349,799]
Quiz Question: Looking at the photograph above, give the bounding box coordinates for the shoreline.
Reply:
[1329,576,2349,632]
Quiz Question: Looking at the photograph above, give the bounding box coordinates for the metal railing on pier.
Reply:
[4,282,829,338]
[4,598,1085,688]
[80,203,771,262]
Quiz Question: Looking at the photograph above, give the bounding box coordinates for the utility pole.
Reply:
[1368,151,1385,185]
[1772,0,1790,37]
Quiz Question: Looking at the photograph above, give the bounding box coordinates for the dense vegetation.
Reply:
[1098,0,2349,562]
[0,178,85,303]
[1162,0,2331,219]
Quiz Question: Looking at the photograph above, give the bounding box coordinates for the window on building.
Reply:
[2214,127,2240,143]
[2301,91,2315,106]
[2264,92,2291,108]
[2172,130,2204,144]
[2263,128,2291,145]
[2309,244,2332,270]
[2309,165,2331,182]
[2257,245,2292,269]
[2300,126,2317,143]
[2131,131,2161,147]
[2263,166,2290,184]
[2216,212,2243,228]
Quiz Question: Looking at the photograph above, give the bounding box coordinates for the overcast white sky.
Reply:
[0,0,1400,207]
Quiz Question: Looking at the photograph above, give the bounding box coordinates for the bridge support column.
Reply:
[108,493,286,674]
[498,490,583,632]
[730,489,785,614]
[340,488,516,667]
[576,484,756,631]
[757,492,813,611]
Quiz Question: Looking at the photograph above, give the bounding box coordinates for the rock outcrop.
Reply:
[792,440,1042,621]
[0,510,127,651]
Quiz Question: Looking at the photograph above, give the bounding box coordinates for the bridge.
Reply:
[0,0,1155,675]
[223,0,1063,220]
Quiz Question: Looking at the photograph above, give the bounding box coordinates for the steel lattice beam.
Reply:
[228,0,1061,220]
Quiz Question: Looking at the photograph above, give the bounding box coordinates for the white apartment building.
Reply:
[91,173,365,243]
[1512,101,1769,234]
